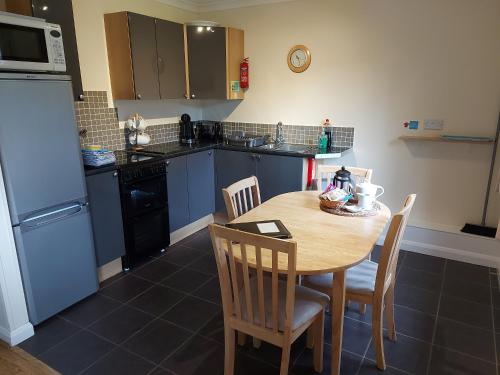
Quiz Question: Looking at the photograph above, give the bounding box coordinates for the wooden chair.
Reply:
[316,164,373,191]
[223,176,261,221]
[209,224,329,375]
[303,194,416,370]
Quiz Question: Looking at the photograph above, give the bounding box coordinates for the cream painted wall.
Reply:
[203,0,500,230]
[71,0,197,94]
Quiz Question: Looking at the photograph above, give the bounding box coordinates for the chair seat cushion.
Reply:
[239,276,329,331]
[303,260,378,295]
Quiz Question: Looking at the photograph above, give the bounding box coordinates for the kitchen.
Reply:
[0,0,499,375]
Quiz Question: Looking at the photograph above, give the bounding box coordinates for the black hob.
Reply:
[113,150,164,168]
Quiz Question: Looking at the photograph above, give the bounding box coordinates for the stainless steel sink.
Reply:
[258,143,310,153]
[258,144,280,150]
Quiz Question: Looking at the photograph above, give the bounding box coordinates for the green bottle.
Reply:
[319,130,328,150]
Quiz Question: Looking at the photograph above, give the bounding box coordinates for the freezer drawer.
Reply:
[14,205,98,325]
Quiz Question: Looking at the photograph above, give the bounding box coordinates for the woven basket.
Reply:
[319,198,346,209]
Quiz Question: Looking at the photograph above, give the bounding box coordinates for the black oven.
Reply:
[119,159,170,269]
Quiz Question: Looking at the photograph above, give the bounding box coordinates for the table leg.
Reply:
[331,270,346,375]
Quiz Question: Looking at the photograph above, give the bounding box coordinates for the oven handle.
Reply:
[122,174,166,187]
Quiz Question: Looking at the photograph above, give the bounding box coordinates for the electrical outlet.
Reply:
[424,119,444,130]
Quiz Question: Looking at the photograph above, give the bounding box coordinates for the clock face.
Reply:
[287,45,311,73]
[291,49,307,68]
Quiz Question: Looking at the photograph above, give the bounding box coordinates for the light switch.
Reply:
[424,119,444,130]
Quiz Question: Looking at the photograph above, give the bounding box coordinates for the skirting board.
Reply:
[170,214,214,245]
[0,323,33,346]
[377,224,500,268]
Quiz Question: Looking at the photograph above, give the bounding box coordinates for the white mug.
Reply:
[137,133,151,145]
[357,193,375,209]
[356,182,384,198]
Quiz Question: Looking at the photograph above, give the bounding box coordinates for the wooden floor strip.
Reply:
[0,341,59,375]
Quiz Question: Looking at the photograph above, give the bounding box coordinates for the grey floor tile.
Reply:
[150,368,176,375]
[428,345,497,375]
[122,319,191,364]
[439,295,492,330]
[132,259,181,283]
[80,347,155,375]
[180,229,213,252]
[394,283,440,315]
[128,285,186,317]
[187,254,218,275]
[434,318,495,362]
[191,277,222,304]
[442,278,491,305]
[198,311,224,343]
[161,335,224,375]
[99,275,154,303]
[358,359,409,374]
[99,272,126,289]
[238,333,306,369]
[344,304,373,324]
[446,260,490,286]
[324,316,372,355]
[87,305,155,344]
[18,316,80,357]
[39,330,115,375]
[160,267,213,293]
[397,266,443,291]
[160,245,206,267]
[162,296,220,331]
[366,333,431,374]
[402,252,445,275]
[292,346,362,375]
[232,352,280,375]
[392,304,435,342]
[59,293,121,328]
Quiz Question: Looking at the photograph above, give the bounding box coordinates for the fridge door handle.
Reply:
[21,203,86,228]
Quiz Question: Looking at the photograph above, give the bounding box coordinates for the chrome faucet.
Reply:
[275,122,285,145]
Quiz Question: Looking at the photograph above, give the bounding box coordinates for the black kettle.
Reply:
[333,166,353,192]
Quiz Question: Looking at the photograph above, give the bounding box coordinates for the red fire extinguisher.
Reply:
[240,58,249,89]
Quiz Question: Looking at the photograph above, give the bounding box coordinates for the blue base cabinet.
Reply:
[86,170,125,267]
[214,150,304,212]
[187,150,215,222]
[215,150,256,212]
[166,156,190,232]
[257,154,303,202]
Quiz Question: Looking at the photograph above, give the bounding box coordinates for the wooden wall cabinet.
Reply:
[104,12,186,101]
[186,26,244,100]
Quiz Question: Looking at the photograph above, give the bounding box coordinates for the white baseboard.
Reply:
[0,323,34,346]
[97,258,123,282]
[377,224,500,268]
[170,214,214,245]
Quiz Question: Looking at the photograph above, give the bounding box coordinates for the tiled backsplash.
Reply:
[218,122,354,148]
[75,91,354,150]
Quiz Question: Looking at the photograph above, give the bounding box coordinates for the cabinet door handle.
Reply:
[166,160,171,166]
[136,94,142,100]
[208,151,212,156]
[78,94,85,101]
[113,171,118,177]
[256,155,261,161]
[191,93,196,99]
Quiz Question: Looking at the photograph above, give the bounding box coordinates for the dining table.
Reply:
[229,190,391,375]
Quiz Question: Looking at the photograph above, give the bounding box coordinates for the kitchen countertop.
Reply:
[84,141,352,176]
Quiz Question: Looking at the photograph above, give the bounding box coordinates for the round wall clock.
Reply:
[287,45,311,73]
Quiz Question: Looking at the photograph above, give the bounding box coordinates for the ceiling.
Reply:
[157,0,295,13]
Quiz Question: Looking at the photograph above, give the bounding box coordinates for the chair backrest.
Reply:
[316,165,373,190]
[209,224,297,336]
[375,194,416,295]
[223,176,261,221]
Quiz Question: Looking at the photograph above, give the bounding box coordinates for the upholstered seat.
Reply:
[241,276,330,331]
[304,260,378,295]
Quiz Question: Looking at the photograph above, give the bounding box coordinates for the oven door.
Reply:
[122,174,168,217]
[0,18,52,71]
[123,207,170,265]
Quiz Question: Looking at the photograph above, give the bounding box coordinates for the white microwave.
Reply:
[0,12,66,72]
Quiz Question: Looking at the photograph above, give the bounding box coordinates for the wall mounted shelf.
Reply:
[399,135,495,144]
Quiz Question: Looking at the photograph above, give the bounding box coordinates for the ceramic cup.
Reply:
[137,133,151,145]
[356,182,384,209]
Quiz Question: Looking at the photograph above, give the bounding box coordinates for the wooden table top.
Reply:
[230,191,391,275]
